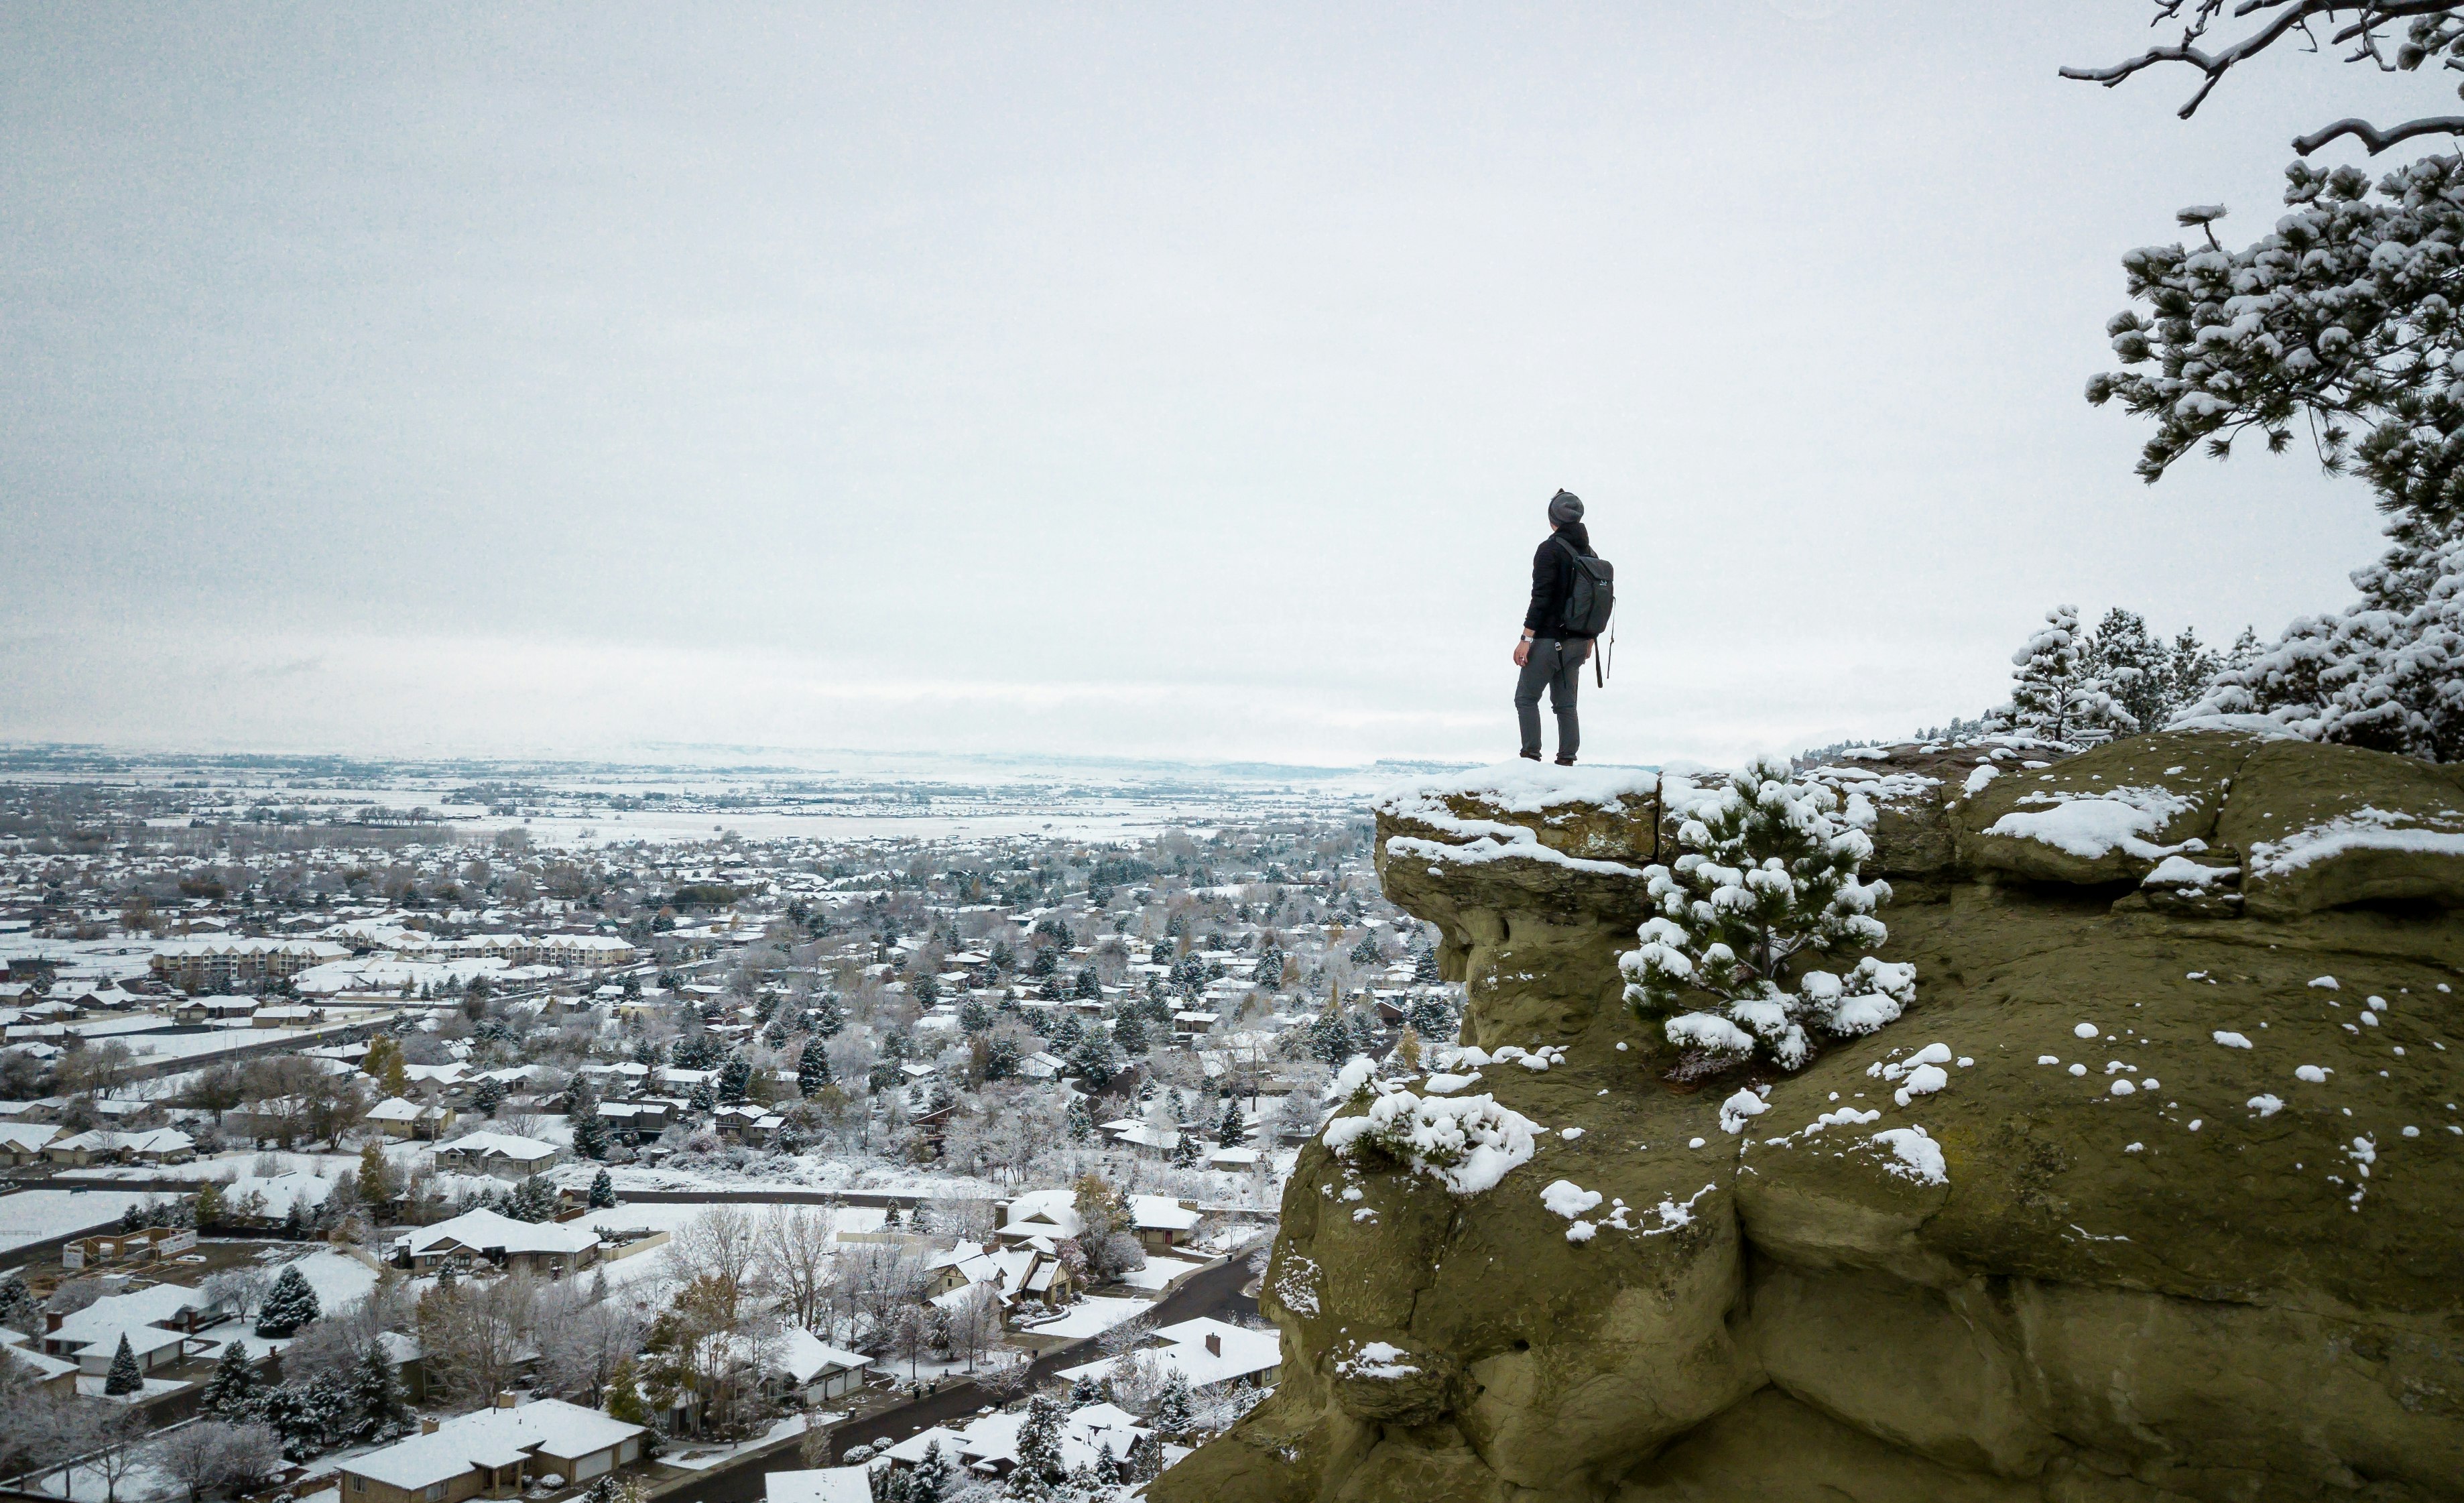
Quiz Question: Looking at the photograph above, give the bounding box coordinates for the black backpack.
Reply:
[1554,537,1615,639]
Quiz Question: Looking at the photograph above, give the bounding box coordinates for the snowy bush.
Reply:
[1619,755,1912,1071]
[1320,1076,1539,1195]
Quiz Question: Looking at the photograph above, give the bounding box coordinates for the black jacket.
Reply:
[1524,522,1595,638]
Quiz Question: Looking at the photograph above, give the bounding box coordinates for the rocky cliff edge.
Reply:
[1153,729,2464,1503]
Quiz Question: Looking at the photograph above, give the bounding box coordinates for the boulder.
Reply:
[1159,735,2464,1503]
[2221,739,2464,918]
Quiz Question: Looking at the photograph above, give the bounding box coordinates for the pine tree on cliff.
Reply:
[1621,756,1914,1075]
[2001,605,2133,746]
[103,1333,143,1396]
[255,1264,321,1337]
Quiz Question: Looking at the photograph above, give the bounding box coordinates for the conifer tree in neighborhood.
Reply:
[689,1075,717,1113]
[1999,605,2132,745]
[0,1271,31,1333]
[604,1358,650,1425]
[572,1093,610,1162]
[810,991,845,1038]
[1010,1391,1068,1496]
[1411,943,1440,985]
[797,1035,831,1096]
[1252,943,1286,991]
[1170,1128,1200,1167]
[1154,1369,1196,1436]
[255,1264,321,1337]
[718,1051,751,1102]
[1066,1099,1093,1142]
[1217,1099,1245,1148]
[472,1076,505,1117]
[1622,756,1914,1074]
[357,1140,397,1205]
[909,1440,956,1502]
[1112,1010,1148,1056]
[587,1168,616,1209]
[505,1175,560,1223]
[201,1335,260,1416]
[103,1332,143,1396]
[348,1341,410,1442]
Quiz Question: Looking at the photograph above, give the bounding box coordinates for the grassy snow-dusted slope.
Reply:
[1155,731,2464,1503]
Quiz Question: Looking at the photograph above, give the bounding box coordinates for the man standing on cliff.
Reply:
[1514,489,1597,765]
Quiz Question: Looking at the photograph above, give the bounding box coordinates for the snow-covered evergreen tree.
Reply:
[347,1341,410,1442]
[505,1175,560,1223]
[689,1075,717,1113]
[1009,1392,1067,1496]
[1154,1369,1196,1435]
[908,1439,955,1502]
[1621,756,1914,1071]
[717,1051,751,1103]
[810,992,845,1037]
[201,1335,260,1416]
[798,1035,832,1096]
[103,1333,143,1396]
[1999,605,2133,745]
[473,1077,505,1117]
[2084,607,2169,732]
[587,1168,616,1209]
[1217,1099,1245,1148]
[255,1265,320,1337]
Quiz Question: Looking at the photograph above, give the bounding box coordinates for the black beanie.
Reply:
[1548,489,1584,527]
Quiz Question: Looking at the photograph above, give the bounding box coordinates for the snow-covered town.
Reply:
[0,758,1459,1503]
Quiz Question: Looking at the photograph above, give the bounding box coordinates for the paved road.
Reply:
[667,1249,1266,1503]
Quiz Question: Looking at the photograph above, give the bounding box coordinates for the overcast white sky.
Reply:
[0,3,2433,768]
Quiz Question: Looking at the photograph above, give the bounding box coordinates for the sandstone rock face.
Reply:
[1154,737,2464,1503]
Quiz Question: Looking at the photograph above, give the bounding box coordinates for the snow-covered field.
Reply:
[0,1189,175,1254]
[1015,1296,1156,1339]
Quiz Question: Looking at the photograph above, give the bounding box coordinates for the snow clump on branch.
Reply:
[1620,754,1914,1071]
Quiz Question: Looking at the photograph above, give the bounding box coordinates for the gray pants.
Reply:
[1514,637,1588,759]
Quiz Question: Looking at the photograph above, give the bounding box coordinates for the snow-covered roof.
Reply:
[1056,1316,1280,1390]
[763,1469,873,1503]
[404,1207,597,1258]
[434,1131,559,1162]
[341,1398,644,1492]
[1127,1195,1201,1232]
[1000,1189,1085,1238]
[771,1326,873,1384]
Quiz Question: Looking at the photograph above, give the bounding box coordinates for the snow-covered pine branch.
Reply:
[2080,146,2464,760]
[1619,756,1912,1073]
[2063,3,2464,156]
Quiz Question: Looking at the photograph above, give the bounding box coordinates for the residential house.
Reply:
[172,996,261,1026]
[336,1394,646,1503]
[763,1327,874,1404]
[994,1189,1084,1244]
[43,1127,196,1166]
[366,1097,456,1140]
[40,1279,226,1377]
[400,1208,600,1278]
[763,1469,873,1503]
[1127,1195,1202,1254]
[1054,1317,1281,1394]
[0,1122,60,1164]
[877,1401,1147,1482]
[432,1131,562,1181]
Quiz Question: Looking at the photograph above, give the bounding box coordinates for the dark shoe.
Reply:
[1518,750,1542,761]
[1554,755,1577,766]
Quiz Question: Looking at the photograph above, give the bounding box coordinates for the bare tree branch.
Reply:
[2063,2,2462,121]
[2294,112,2464,152]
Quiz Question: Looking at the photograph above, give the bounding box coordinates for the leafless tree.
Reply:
[944,1284,1003,1374]
[200,1269,271,1325]
[888,1303,936,1382]
[667,1205,762,1323]
[419,1273,539,1406]
[153,1420,269,1503]
[834,1243,924,1354]
[532,1283,648,1405]
[753,1206,837,1334]
[919,1197,994,1243]
[83,1407,149,1503]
